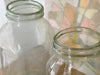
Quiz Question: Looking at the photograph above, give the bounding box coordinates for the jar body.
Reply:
[0,18,54,52]
[0,18,54,75]
[0,0,54,75]
[47,55,100,75]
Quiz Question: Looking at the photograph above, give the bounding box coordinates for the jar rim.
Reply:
[53,27,100,57]
[54,27,100,50]
[7,0,44,16]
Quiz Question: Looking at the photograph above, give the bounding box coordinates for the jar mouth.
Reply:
[6,0,44,20]
[53,27,100,57]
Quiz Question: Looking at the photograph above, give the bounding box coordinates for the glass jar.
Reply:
[0,0,54,75]
[46,27,100,75]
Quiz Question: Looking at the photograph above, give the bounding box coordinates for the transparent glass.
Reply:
[46,27,100,75]
[0,0,54,75]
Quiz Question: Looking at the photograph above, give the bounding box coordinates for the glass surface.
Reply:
[46,27,100,75]
[0,0,54,75]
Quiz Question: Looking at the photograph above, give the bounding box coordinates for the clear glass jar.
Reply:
[0,0,54,75]
[46,27,100,75]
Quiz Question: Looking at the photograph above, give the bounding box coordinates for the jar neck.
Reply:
[53,27,100,60]
[6,0,44,21]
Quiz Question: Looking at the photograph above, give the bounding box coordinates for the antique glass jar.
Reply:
[0,0,54,75]
[46,27,100,75]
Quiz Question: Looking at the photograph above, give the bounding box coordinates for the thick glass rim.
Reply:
[54,27,100,51]
[6,0,44,16]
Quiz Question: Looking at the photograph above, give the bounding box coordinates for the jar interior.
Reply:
[58,28,100,48]
[6,0,44,20]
